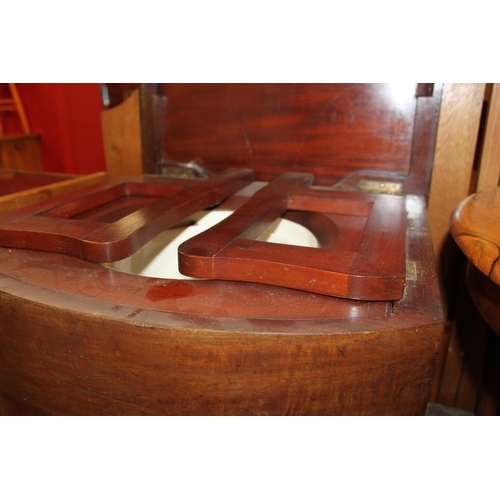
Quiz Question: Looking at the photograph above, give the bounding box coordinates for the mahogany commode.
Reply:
[0,84,444,415]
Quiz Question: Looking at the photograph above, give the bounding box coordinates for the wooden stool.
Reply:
[450,187,500,337]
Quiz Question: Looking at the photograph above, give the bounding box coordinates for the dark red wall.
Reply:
[12,84,106,175]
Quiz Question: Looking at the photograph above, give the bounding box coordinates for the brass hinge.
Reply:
[406,261,417,280]
[358,180,403,195]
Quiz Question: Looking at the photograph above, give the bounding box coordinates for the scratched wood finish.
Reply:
[0,194,442,415]
[179,173,407,300]
[0,169,254,262]
[98,84,443,192]
[156,84,440,191]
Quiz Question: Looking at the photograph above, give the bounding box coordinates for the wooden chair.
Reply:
[0,84,43,172]
[0,84,30,137]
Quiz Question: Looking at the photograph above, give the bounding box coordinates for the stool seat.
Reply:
[450,187,500,336]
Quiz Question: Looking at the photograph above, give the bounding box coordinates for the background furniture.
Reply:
[0,84,42,172]
[428,83,500,415]
[450,186,500,337]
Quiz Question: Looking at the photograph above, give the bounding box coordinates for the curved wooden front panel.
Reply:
[0,290,440,416]
[0,195,443,415]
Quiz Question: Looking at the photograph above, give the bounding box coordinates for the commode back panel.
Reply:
[140,83,441,194]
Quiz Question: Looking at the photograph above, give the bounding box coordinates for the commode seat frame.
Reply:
[0,169,406,301]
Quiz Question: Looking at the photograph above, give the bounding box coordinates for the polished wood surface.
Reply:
[450,187,500,286]
[450,186,500,341]
[0,171,108,213]
[0,169,254,262]
[0,171,67,196]
[101,84,442,193]
[450,187,500,356]
[179,173,406,300]
[159,84,442,190]
[0,83,445,415]
[0,169,406,300]
[0,193,442,415]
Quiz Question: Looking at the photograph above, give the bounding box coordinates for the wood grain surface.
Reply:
[0,193,443,415]
[0,83,445,415]
[146,84,441,191]
[0,171,108,213]
[101,89,142,176]
[450,187,500,286]
[0,169,254,262]
[179,173,406,300]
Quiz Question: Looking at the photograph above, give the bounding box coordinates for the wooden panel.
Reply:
[477,83,500,192]
[160,83,419,185]
[0,135,42,171]
[140,84,163,175]
[100,84,442,195]
[101,89,142,176]
[0,291,440,415]
[428,83,485,404]
[406,84,443,196]
[0,171,67,196]
[428,84,485,311]
[0,171,108,214]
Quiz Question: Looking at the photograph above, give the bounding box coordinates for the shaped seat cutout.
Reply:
[0,169,406,300]
[0,169,254,262]
[178,172,407,300]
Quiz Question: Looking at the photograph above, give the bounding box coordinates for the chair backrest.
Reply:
[0,83,30,137]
